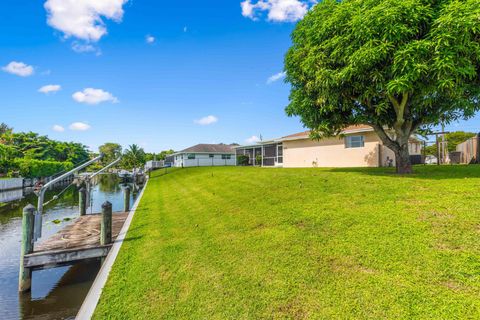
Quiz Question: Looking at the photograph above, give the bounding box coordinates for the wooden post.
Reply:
[79,187,86,216]
[19,204,35,292]
[124,186,131,212]
[101,201,112,245]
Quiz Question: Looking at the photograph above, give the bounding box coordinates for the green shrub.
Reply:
[13,158,74,178]
[255,155,262,166]
[237,155,249,166]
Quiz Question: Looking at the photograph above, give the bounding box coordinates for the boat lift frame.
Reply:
[84,156,122,207]
[34,155,103,241]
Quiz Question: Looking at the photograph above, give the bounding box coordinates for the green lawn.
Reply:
[94,166,480,319]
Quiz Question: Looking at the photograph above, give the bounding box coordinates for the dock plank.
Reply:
[35,212,129,252]
[24,212,129,269]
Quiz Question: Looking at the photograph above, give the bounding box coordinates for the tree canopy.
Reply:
[0,126,90,176]
[99,142,123,165]
[0,131,89,164]
[285,0,480,173]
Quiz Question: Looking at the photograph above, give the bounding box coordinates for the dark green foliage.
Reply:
[237,155,249,166]
[13,158,74,178]
[285,0,480,173]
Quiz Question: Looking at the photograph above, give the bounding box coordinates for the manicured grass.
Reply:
[94,166,480,319]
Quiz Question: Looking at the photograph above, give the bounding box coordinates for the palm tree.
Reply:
[0,123,12,135]
[123,144,146,170]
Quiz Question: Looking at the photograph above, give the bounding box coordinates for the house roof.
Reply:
[176,143,235,154]
[281,125,373,141]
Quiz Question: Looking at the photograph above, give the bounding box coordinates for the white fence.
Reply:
[0,178,23,191]
[145,160,165,171]
[180,158,236,167]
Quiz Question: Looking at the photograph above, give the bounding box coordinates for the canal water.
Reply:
[0,175,141,320]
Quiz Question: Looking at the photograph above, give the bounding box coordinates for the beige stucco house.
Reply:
[235,125,422,168]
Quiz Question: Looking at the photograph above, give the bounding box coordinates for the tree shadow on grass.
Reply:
[327,164,480,180]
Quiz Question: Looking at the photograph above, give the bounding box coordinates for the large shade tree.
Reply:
[285,0,480,173]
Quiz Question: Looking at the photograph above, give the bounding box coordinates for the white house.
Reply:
[173,144,236,167]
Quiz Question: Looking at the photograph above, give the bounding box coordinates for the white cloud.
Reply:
[146,35,155,44]
[69,122,91,131]
[241,0,308,22]
[52,124,65,132]
[39,84,61,94]
[71,42,101,55]
[194,115,218,126]
[267,71,286,84]
[72,88,118,105]
[2,61,34,77]
[246,135,261,144]
[44,0,128,42]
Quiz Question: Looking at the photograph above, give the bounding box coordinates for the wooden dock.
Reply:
[19,185,133,292]
[23,212,129,270]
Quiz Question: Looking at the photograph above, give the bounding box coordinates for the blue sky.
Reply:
[1,1,479,152]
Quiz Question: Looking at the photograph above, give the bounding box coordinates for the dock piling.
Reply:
[79,187,86,216]
[124,186,131,212]
[101,201,112,245]
[19,204,35,292]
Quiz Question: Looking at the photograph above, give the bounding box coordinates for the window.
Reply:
[209,154,214,158]
[345,135,365,148]
[222,154,231,160]
[187,153,195,159]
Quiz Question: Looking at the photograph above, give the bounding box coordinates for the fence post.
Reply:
[79,187,86,216]
[124,186,131,212]
[101,201,112,245]
[19,204,35,292]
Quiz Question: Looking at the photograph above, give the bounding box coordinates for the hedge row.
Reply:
[13,158,74,178]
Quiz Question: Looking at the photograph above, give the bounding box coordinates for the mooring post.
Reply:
[79,187,86,216]
[124,186,131,212]
[19,204,35,292]
[101,201,112,245]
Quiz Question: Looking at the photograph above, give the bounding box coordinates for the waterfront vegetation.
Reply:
[0,123,172,178]
[94,166,480,319]
[0,123,89,177]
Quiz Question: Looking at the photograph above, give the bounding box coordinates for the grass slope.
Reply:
[94,166,480,319]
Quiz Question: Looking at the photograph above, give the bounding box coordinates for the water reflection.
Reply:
[0,174,140,320]
[20,260,100,320]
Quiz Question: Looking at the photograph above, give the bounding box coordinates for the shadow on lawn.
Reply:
[328,164,480,180]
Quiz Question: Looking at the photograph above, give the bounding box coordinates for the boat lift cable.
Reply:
[33,154,104,242]
[42,181,75,207]
[85,156,122,214]
[46,157,95,180]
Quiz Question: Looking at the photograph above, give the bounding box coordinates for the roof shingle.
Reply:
[178,144,235,153]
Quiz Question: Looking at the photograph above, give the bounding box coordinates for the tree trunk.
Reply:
[393,144,412,174]
[371,124,413,174]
